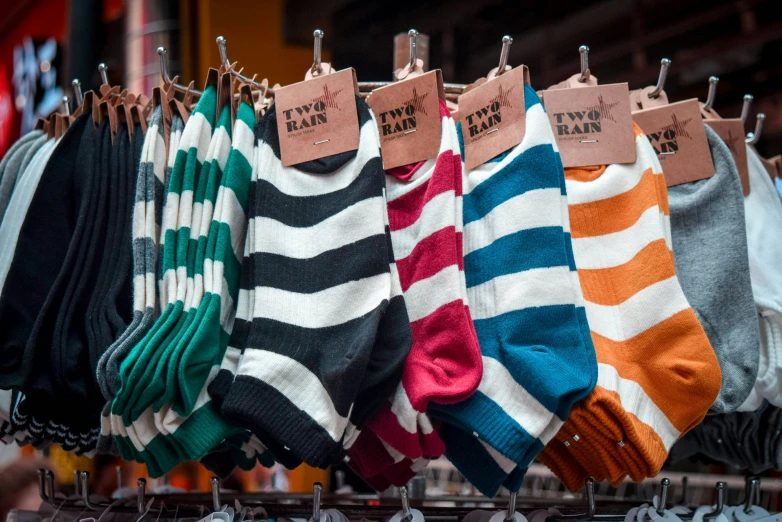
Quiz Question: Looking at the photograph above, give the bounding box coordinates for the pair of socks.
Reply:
[737,146,782,411]
[422,85,597,497]
[538,123,722,492]
[219,96,412,469]
[0,130,43,223]
[666,124,760,413]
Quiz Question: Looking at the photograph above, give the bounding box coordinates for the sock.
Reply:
[361,99,480,460]
[427,85,596,497]
[0,130,43,223]
[540,123,722,492]
[666,124,760,413]
[740,146,782,408]
[112,86,216,466]
[220,96,411,469]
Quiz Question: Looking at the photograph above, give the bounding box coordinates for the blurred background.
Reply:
[0,0,781,498]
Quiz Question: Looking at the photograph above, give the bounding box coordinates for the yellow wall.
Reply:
[189,0,331,88]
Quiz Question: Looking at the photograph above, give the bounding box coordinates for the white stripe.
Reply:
[235,289,253,321]
[584,276,690,342]
[479,438,517,474]
[661,213,672,250]
[251,196,385,259]
[463,187,563,255]
[389,384,418,434]
[213,125,233,171]
[385,157,437,200]
[403,265,462,323]
[561,195,571,235]
[161,366,221,433]
[145,272,156,309]
[467,265,577,321]
[564,135,662,204]
[190,201,204,239]
[597,363,681,449]
[220,346,241,372]
[381,439,406,463]
[233,118,255,162]
[152,131,167,184]
[215,185,248,262]
[463,104,553,193]
[255,120,379,197]
[418,412,434,435]
[176,190,195,231]
[570,206,665,270]
[237,350,349,441]
[254,273,389,329]
[390,190,455,260]
[478,356,556,442]
[540,416,565,445]
[179,111,214,163]
[132,274,146,312]
[132,201,147,240]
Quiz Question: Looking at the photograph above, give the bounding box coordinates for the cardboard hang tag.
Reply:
[704,119,750,196]
[366,69,444,170]
[771,155,782,181]
[457,65,529,170]
[274,68,360,167]
[632,99,714,187]
[631,86,669,111]
[543,82,636,167]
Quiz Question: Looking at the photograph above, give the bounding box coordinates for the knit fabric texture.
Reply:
[0,130,43,223]
[220,96,412,469]
[538,123,722,492]
[666,124,760,413]
[424,85,596,497]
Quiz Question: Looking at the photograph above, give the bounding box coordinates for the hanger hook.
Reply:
[157,47,172,86]
[703,482,727,520]
[408,29,419,70]
[81,471,102,511]
[746,113,765,145]
[740,94,754,123]
[311,29,324,75]
[98,63,109,86]
[703,76,719,111]
[62,96,70,116]
[505,490,518,522]
[137,479,146,514]
[578,45,590,83]
[216,36,230,69]
[744,477,761,513]
[496,35,513,77]
[657,478,671,516]
[211,476,221,512]
[648,58,671,98]
[38,469,51,504]
[312,482,323,522]
[585,477,596,519]
[71,79,83,108]
[46,470,56,505]
[73,469,82,496]
[679,476,689,506]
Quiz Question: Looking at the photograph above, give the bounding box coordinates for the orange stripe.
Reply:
[632,122,645,139]
[564,165,606,183]
[577,239,676,306]
[590,309,721,432]
[568,167,661,238]
[654,170,670,216]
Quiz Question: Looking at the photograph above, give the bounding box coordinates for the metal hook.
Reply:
[505,491,518,522]
[740,95,754,123]
[71,79,83,108]
[408,29,419,70]
[496,36,513,77]
[703,76,719,112]
[657,478,671,516]
[746,113,765,145]
[47,470,56,504]
[137,479,146,513]
[679,476,689,506]
[215,37,270,93]
[157,47,203,97]
[744,477,761,513]
[703,482,727,520]
[216,36,230,69]
[81,471,102,511]
[578,45,590,83]
[211,476,221,512]
[648,58,671,98]
[312,482,323,522]
[399,485,411,518]
[38,469,51,504]
[311,29,324,75]
[98,63,109,86]
[62,96,70,116]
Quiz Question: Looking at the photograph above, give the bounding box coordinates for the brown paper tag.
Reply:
[632,99,714,187]
[457,65,528,170]
[705,119,749,196]
[274,68,360,167]
[543,83,636,167]
[367,70,443,170]
[771,155,782,181]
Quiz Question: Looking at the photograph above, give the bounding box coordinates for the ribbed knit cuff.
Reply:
[429,391,543,467]
[439,422,510,497]
[207,368,235,408]
[222,376,344,468]
[168,402,242,468]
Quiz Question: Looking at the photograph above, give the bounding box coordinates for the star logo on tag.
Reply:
[312,84,344,111]
[404,87,430,116]
[588,94,620,123]
[663,113,693,140]
[490,84,515,109]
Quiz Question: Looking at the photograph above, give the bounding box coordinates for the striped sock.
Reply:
[539,123,722,492]
[220,97,412,468]
[428,85,596,497]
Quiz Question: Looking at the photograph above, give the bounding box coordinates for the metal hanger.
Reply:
[216,36,269,94]
[549,478,627,521]
[702,76,719,112]
[578,45,590,83]
[157,47,203,97]
[312,29,325,76]
[648,58,671,99]
[740,95,753,123]
[702,482,727,520]
[407,29,419,71]
[71,79,83,108]
[746,113,764,145]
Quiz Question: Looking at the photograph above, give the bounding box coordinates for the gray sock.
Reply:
[0,132,46,222]
[667,124,761,413]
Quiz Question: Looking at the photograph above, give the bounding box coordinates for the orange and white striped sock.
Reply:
[540,123,722,492]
